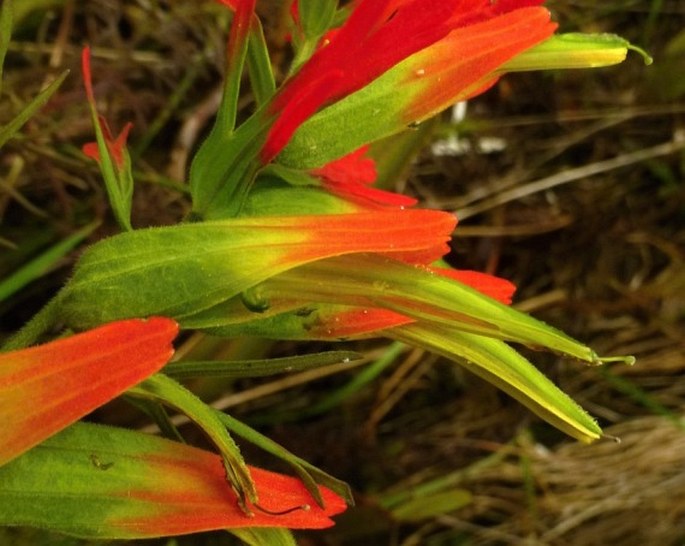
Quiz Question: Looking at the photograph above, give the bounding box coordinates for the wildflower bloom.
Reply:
[81,47,133,170]
[194,256,603,443]
[81,46,135,230]
[0,317,178,467]
[262,0,557,163]
[0,423,347,538]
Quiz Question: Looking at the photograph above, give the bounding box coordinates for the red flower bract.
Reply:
[0,317,178,466]
[81,46,133,170]
[261,0,554,162]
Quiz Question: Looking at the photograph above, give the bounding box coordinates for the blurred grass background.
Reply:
[1,1,684,545]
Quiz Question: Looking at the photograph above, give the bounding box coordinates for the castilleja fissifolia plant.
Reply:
[0,0,647,543]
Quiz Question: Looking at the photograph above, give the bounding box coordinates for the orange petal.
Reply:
[0,317,178,466]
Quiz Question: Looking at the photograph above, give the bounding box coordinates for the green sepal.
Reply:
[84,116,134,232]
[197,295,604,442]
[246,16,276,106]
[0,70,69,150]
[278,31,640,170]
[220,254,602,363]
[127,373,257,509]
[189,0,267,219]
[242,176,359,216]
[164,351,362,379]
[277,65,410,169]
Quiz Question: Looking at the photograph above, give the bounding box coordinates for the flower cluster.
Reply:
[1,0,638,541]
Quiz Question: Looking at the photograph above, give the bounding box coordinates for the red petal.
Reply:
[311,146,417,208]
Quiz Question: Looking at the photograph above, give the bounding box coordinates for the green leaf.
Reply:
[298,0,337,42]
[0,221,98,303]
[163,351,362,379]
[128,373,257,508]
[218,412,354,507]
[0,70,68,150]
[230,528,298,546]
[246,16,276,107]
[391,323,603,443]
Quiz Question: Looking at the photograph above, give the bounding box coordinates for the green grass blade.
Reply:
[0,0,13,95]
[0,69,68,149]
[128,373,256,508]
[0,221,98,303]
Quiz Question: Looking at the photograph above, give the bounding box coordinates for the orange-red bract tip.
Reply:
[0,317,179,467]
[81,46,95,102]
[111,443,347,535]
[433,268,517,305]
[81,46,134,170]
[82,118,133,169]
[311,145,418,208]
